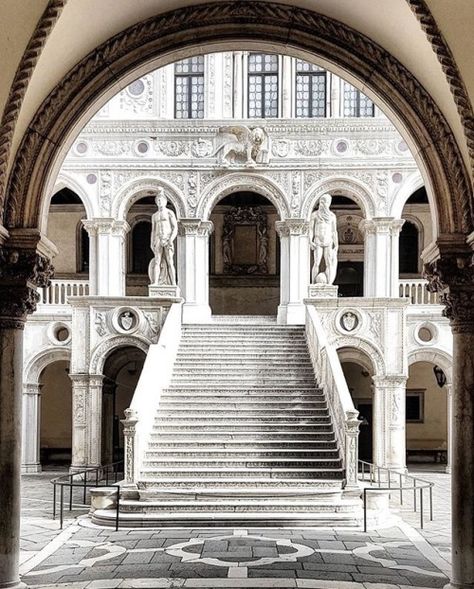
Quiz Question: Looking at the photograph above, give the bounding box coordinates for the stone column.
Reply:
[70,374,103,470]
[178,219,213,323]
[425,246,474,589]
[276,219,309,325]
[83,219,129,296]
[446,384,453,474]
[0,239,53,589]
[360,218,404,297]
[372,375,407,471]
[21,384,42,474]
[234,51,244,118]
[121,408,139,484]
[281,55,293,118]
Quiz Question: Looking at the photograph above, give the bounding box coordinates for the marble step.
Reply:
[172,368,316,376]
[120,500,356,514]
[137,485,343,500]
[174,359,313,367]
[152,423,333,433]
[137,477,344,489]
[169,379,318,386]
[144,448,340,458]
[142,458,342,469]
[147,440,338,449]
[182,327,305,333]
[158,402,328,410]
[92,509,361,528]
[155,409,330,418]
[139,467,344,479]
[162,390,324,399]
[149,431,336,440]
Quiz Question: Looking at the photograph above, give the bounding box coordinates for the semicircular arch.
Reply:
[5,3,471,239]
[408,348,453,385]
[113,177,187,221]
[198,173,289,220]
[89,335,149,375]
[333,336,386,376]
[24,347,71,385]
[301,177,375,220]
[391,171,425,219]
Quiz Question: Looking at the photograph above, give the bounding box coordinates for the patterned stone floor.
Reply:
[20,468,452,589]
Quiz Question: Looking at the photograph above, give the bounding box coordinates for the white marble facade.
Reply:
[23,51,452,475]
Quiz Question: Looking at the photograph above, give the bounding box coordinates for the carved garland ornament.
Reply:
[3,1,472,234]
[0,0,68,216]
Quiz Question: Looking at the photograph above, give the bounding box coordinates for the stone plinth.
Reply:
[148,285,181,298]
[307,284,339,299]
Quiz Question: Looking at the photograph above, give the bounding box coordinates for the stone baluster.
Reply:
[121,408,139,484]
[21,383,43,473]
[177,219,213,323]
[424,244,474,589]
[0,238,53,589]
[344,409,361,491]
[275,219,310,325]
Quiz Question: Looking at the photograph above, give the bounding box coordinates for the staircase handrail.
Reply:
[305,305,360,490]
[122,301,183,483]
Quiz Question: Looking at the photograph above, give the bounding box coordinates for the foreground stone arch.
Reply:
[334,337,386,376]
[2,2,471,238]
[24,346,71,385]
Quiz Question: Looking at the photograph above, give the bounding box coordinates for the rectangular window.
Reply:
[174,56,205,119]
[343,82,375,117]
[406,389,425,423]
[296,60,326,118]
[248,53,279,118]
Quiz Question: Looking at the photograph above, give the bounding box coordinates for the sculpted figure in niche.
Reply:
[310,193,338,284]
[149,188,178,285]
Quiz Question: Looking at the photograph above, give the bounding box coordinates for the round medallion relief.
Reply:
[112,307,140,334]
[340,311,359,332]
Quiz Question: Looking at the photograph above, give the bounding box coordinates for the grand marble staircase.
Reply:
[96,317,361,526]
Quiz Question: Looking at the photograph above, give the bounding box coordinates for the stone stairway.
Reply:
[95,317,361,526]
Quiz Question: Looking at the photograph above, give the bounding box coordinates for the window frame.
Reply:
[295,61,327,118]
[174,57,205,120]
[247,53,280,119]
[343,82,375,117]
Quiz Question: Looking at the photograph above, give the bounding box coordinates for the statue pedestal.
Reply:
[148,284,181,299]
[308,284,339,299]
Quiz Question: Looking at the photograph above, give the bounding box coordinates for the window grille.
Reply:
[296,59,327,118]
[174,56,205,119]
[343,82,374,117]
[248,53,279,118]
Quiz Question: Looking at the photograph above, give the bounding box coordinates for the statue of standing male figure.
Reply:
[149,188,178,285]
[309,193,338,285]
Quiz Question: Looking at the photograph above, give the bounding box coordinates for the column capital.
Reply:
[359,217,404,236]
[178,219,214,236]
[423,237,474,330]
[0,243,54,328]
[372,375,407,388]
[275,219,309,237]
[83,218,130,236]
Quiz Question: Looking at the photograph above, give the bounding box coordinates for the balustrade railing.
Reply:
[305,306,360,490]
[39,279,90,305]
[399,278,439,305]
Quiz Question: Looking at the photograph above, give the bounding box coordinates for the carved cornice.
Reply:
[406,0,474,184]
[0,0,68,216]
[359,217,404,236]
[4,1,471,235]
[0,246,54,327]
[83,218,130,236]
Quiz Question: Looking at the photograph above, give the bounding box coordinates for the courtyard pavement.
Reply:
[19,467,452,589]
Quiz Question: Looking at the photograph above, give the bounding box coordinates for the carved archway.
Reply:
[114,177,187,221]
[302,177,375,220]
[2,2,470,241]
[24,346,71,385]
[198,173,289,220]
[89,335,149,375]
[390,171,425,219]
[333,337,386,376]
[408,348,453,385]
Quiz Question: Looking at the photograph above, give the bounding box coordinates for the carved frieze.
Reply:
[222,206,268,274]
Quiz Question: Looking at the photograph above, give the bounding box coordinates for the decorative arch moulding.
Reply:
[1,0,472,240]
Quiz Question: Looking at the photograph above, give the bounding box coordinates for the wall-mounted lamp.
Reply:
[433,365,447,388]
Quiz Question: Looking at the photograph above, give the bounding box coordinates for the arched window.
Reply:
[399,220,419,274]
[130,221,153,274]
